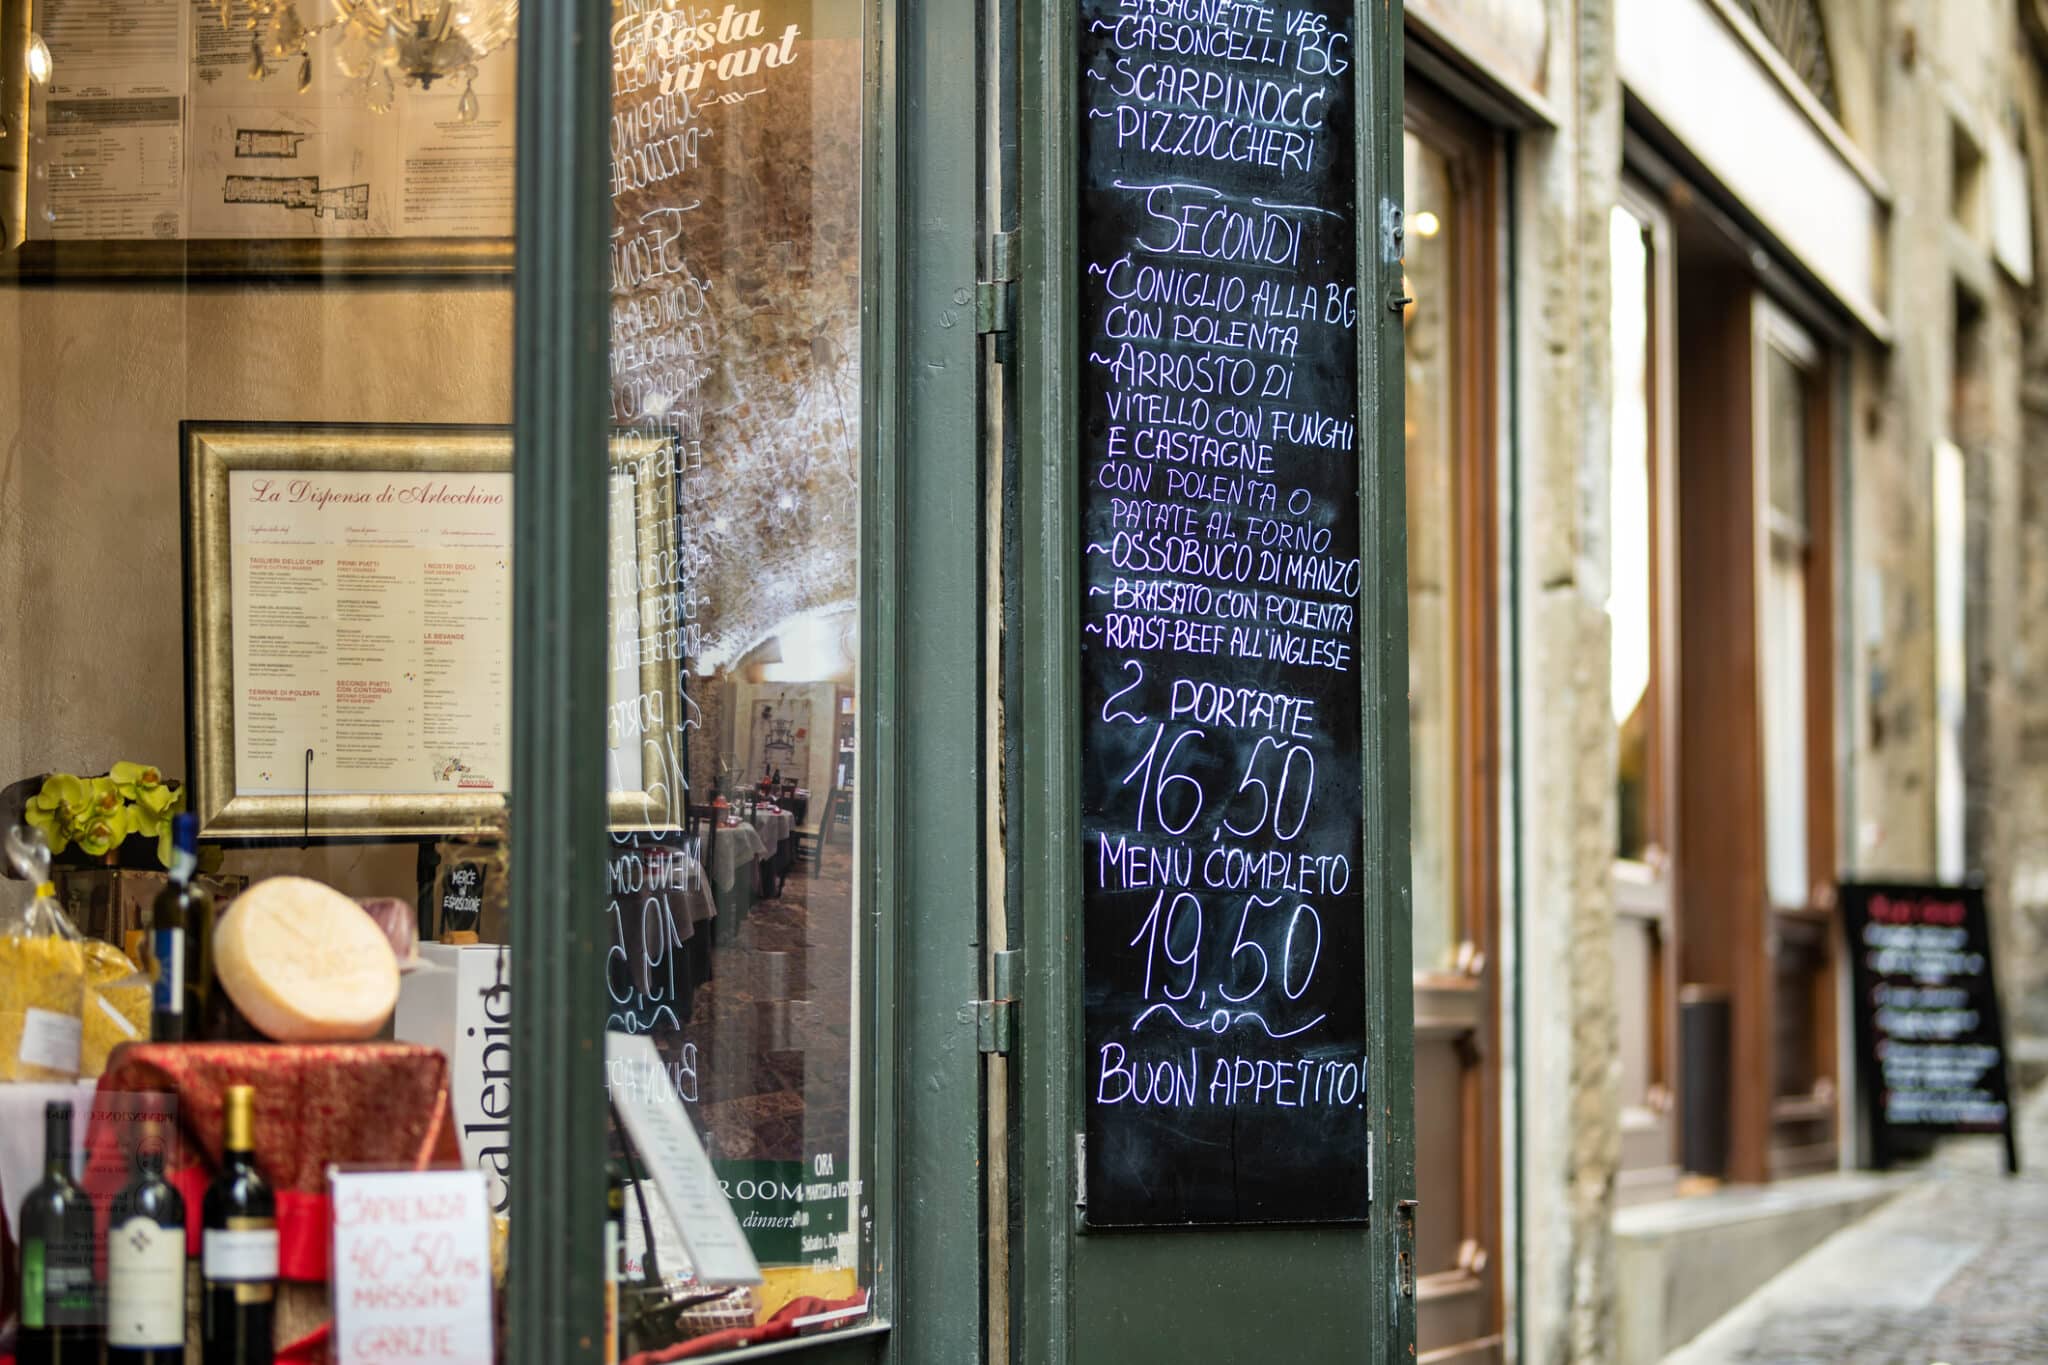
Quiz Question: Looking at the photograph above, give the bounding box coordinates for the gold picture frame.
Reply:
[183,421,683,839]
[0,238,512,282]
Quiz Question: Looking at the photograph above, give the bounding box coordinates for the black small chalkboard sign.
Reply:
[1839,881,2019,1174]
[437,859,487,936]
[1075,0,1369,1226]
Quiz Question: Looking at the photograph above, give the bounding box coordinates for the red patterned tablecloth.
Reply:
[2,1043,462,1364]
[84,1042,463,1281]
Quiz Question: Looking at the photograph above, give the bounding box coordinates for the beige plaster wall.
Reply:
[0,280,512,902]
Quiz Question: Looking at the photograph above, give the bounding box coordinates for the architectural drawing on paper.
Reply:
[234,128,310,158]
[222,175,371,220]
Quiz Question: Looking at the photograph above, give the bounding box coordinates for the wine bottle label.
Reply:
[20,1240,44,1329]
[203,1224,278,1282]
[18,1007,83,1073]
[109,1216,187,1346]
[29,1242,98,1327]
[152,928,187,1016]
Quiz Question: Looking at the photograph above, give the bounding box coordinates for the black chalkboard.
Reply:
[437,856,488,936]
[1840,882,2019,1174]
[1077,0,1368,1226]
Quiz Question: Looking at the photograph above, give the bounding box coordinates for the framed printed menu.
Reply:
[184,422,680,838]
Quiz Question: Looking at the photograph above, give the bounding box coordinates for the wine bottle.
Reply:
[202,1084,275,1365]
[16,1100,101,1365]
[150,811,215,1041]
[108,1125,188,1363]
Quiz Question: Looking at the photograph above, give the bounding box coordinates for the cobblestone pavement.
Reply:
[1669,1085,2048,1364]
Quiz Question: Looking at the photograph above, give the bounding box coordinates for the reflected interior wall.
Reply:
[0,281,513,904]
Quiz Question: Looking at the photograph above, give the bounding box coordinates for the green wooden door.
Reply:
[1002,1,1413,1360]
[509,1,991,1362]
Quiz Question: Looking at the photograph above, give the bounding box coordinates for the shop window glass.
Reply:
[3,0,525,1358]
[1933,439,1967,883]
[603,0,870,1348]
[1608,206,1655,866]
[1761,343,1811,909]
[1403,130,1460,975]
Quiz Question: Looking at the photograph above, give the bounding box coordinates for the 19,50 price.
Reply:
[1130,888,1323,1008]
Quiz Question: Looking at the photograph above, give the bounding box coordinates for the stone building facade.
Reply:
[1397,0,2048,1360]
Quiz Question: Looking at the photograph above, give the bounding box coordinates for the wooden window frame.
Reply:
[1610,180,1683,1197]
[1674,266,1841,1184]
[1404,91,1502,993]
[1751,299,1841,1175]
[1403,82,1505,1360]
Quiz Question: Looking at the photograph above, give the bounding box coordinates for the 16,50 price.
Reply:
[1121,723,1317,841]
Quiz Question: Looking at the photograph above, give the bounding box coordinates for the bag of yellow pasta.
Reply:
[2,825,87,1081]
[81,937,149,1077]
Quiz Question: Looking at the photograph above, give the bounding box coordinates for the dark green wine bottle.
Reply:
[149,811,215,1041]
[16,1100,101,1365]
[202,1084,275,1365]
[108,1124,188,1363]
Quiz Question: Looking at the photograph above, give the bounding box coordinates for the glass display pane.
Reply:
[2,2,520,1359]
[1608,206,1654,865]
[1403,130,1461,975]
[1766,346,1809,531]
[1761,344,1810,909]
[603,0,869,1349]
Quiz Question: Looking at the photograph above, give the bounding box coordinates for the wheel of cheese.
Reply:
[215,876,401,1042]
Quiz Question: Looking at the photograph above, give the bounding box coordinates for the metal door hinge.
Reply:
[975,948,1020,1053]
[1396,1199,1419,1299]
[976,229,1019,336]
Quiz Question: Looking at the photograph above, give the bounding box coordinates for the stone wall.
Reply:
[1510,0,1623,1359]
[1494,2,2048,1360]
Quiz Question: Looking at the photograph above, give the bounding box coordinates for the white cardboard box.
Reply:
[394,943,512,1215]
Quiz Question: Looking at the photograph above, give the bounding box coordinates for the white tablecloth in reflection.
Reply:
[675,853,717,933]
[753,807,795,850]
[707,820,768,893]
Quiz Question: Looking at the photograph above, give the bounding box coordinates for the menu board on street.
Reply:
[1077,0,1369,1226]
[1840,882,2020,1173]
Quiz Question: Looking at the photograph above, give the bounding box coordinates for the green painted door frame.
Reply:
[508,0,989,1362]
[1005,2,1414,1361]
[506,0,1404,1356]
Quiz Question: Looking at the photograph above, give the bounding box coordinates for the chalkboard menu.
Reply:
[1077,0,1368,1226]
[1840,882,2019,1173]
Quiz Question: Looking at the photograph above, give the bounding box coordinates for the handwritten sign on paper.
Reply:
[606,1031,764,1285]
[329,1168,495,1365]
[1076,0,1370,1226]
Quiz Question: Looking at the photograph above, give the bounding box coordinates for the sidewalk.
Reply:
[1668,1085,2048,1364]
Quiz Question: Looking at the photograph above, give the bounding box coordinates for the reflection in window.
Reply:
[1609,207,1654,864]
[606,1,868,1346]
[1403,131,1459,975]
[1761,343,1811,909]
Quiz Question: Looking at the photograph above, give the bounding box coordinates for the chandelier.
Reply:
[230,0,517,120]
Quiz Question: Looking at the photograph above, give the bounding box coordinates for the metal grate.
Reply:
[1736,0,1843,119]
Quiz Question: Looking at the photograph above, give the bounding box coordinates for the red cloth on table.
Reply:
[82,1042,463,1282]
